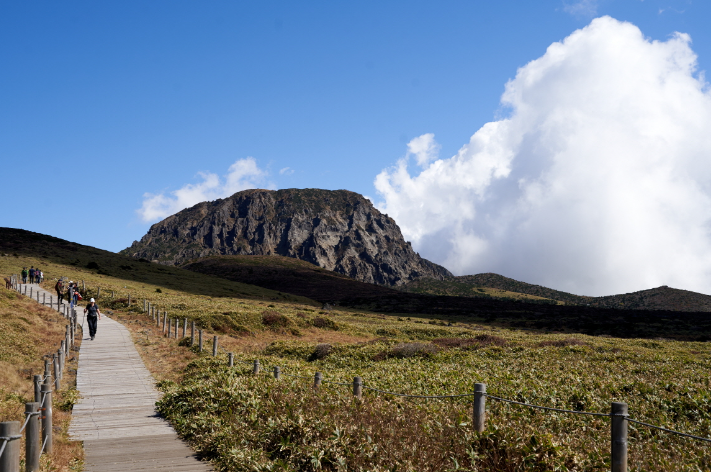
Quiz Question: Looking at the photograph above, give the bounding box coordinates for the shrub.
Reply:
[86,261,99,270]
[261,311,290,328]
[311,316,338,330]
[155,288,162,293]
[308,343,332,361]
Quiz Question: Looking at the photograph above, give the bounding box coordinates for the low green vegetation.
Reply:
[3,228,711,471]
[157,328,711,471]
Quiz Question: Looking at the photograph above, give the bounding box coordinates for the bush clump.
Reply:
[308,343,333,361]
[261,311,290,328]
[311,316,338,330]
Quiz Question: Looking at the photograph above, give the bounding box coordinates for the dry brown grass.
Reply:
[0,284,83,471]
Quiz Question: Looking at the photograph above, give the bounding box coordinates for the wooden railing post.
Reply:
[611,402,628,472]
[53,354,60,392]
[191,321,195,346]
[473,383,486,432]
[33,375,42,404]
[353,377,363,400]
[273,366,280,379]
[183,318,187,338]
[198,330,203,352]
[25,402,40,471]
[41,376,52,454]
[253,360,260,375]
[314,372,322,390]
[0,421,20,472]
[228,353,233,367]
[212,336,218,356]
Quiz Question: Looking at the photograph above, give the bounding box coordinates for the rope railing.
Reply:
[128,295,711,472]
[0,435,21,459]
[1,280,77,467]
[484,393,610,417]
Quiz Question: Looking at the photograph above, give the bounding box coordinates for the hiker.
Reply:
[29,267,35,284]
[84,297,102,340]
[72,282,80,304]
[21,267,28,284]
[36,269,42,284]
[55,279,64,302]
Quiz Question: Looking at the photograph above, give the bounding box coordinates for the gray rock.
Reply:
[121,188,451,286]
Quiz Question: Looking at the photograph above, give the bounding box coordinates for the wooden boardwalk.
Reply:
[69,314,212,471]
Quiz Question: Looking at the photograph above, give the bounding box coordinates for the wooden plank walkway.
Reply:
[68,314,212,471]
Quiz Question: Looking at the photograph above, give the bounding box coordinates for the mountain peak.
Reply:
[121,188,451,286]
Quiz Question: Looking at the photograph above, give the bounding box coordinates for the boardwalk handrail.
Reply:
[1,281,77,469]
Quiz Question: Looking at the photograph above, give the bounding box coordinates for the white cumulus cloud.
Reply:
[375,16,711,296]
[138,157,271,223]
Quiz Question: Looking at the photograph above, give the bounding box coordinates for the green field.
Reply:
[2,228,711,471]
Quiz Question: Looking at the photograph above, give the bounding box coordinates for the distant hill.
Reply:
[121,188,452,287]
[182,254,396,303]
[0,227,312,303]
[399,273,711,312]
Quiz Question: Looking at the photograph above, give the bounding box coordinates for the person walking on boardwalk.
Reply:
[29,266,35,284]
[21,267,28,284]
[55,279,64,302]
[84,297,101,340]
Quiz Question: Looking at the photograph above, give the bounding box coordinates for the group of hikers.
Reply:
[21,266,43,284]
[53,278,83,304]
[17,268,103,341]
[53,279,102,340]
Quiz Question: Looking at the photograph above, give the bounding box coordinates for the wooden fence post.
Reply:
[41,375,52,454]
[191,321,195,346]
[163,312,167,333]
[253,360,260,375]
[314,372,322,390]
[228,353,233,367]
[212,336,218,356]
[43,292,45,305]
[473,383,486,432]
[198,330,203,352]
[273,366,280,379]
[33,375,42,404]
[128,294,131,306]
[97,287,101,298]
[183,318,187,338]
[0,421,20,472]
[353,377,363,400]
[611,402,628,472]
[25,402,40,472]
[53,354,60,392]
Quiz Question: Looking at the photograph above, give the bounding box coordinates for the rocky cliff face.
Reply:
[121,188,452,286]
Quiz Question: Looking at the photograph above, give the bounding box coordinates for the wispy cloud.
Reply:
[137,157,272,223]
[563,0,599,17]
[279,167,295,175]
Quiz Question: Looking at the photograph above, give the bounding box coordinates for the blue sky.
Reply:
[2,0,710,294]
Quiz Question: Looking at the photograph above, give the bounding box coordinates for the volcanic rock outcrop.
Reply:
[121,188,452,286]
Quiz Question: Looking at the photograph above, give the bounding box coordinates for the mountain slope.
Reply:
[399,273,711,312]
[121,188,452,286]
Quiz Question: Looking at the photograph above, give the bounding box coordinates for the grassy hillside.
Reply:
[4,227,711,470]
[0,287,83,471]
[182,254,397,303]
